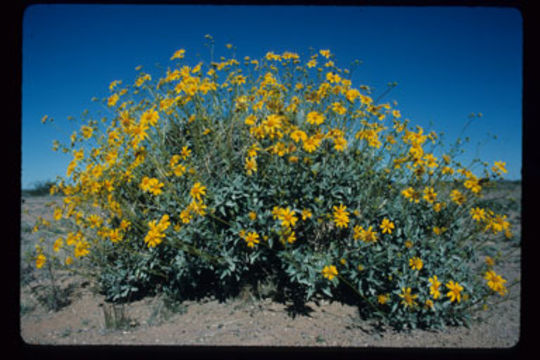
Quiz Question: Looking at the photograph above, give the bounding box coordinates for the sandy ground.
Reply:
[19,186,521,348]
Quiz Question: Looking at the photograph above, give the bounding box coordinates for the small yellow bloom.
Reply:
[244,231,260,248]
[399,287,418,308]
[377,294,389,305]
[470,207,486,222]
[409,257,423,271]
[53,237,64,252]
[332,204,350,228]
[278,207,298,228]
[423,187,437,204]
[190,182,207,201]
[319,49,331,58]
[170,48,185,60]
[492,161,507,175]
[428,275,442,299]
[322,265,338,280]
[35,254,46,269]
[301,209,312,220]
[446,280,464,303]
[484,270,507,296]
[380,218,395,234]
[245,156,257,176]
[248,211,257,221]
[433,226,447,235]
[306,111,325,126]
[450,189,466,206]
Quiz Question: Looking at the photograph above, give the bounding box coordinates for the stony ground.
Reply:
[19,183,521,347]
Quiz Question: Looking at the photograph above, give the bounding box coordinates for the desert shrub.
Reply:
[30,39,517,330]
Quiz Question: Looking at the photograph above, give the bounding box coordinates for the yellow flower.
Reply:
[326,72,341,83]
[332,204,350,228]
[53,207,63,221]
[433,226,447,235]
[81,126,94,139]
[345,88,360,102]
[433,202,445,212]
[399,287,418,308]
[445,280,463,303]
[170,48,185,60]
[108,93,120,107]
[333,137,347,152]
[180,146,191,160]
[484,270,507,296]
[35,254,46,269]
[65,256,73,265]
[402,187,420,203]
[303,135,322,153]
[180,209,192,224]
[404,240,413,248]
[361,226,379,243]
[409,257,423,271]
[307,59,317,68]
[53,237,64,252]
[290,129,308,143]
[301,209,312,220]
[262,114,283,138]
[245,156,257,176]
[485,256,495,267]
[143,178,164,196]
[278,207,298,228]
[248,211,257,221]
[190,182,207,201]
[322,265,338,280]
[173,163,187,177]
[380,218,395,234]
[306,111,325,126]
[428,275,442,299]
[424,299,434,310]
[492,161,507,175]
[144,214,170,248]
[377,294,389,305]
[470,207,486,222]
[464,177,482,194]
[140,108,159,127]
[245,115,257,126]
[331,102,346,115]
[442,166,454,175]
[423,187,437,204]
[74,240,91,258]
[286,231,297,244]
[353,225,363,241]
[450,189,466,206]
[244,231,260,248]
[319,49,331,58]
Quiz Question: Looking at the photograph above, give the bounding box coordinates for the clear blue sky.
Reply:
[21,4,522,188]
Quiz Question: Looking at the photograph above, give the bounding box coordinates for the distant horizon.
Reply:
[22,5,522,188]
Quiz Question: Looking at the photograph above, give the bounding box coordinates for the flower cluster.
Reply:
[31,41,517,330]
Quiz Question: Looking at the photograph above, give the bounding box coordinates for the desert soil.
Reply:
[19,185,521,348]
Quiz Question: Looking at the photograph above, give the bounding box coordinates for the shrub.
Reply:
[31,39,517,330]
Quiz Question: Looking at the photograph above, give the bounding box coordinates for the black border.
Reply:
[10,0,535,359]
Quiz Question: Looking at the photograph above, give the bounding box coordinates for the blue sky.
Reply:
[21,4,522,188]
